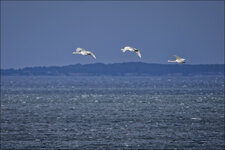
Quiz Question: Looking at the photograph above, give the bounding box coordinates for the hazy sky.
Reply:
[1,1,224,69]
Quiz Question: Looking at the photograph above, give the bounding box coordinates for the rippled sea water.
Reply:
[1,76,224,149]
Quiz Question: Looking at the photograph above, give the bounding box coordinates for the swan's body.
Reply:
[72,48,96,59]
[168,55,185,63]
[121,46,141,58]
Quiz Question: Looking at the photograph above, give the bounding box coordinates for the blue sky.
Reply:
[1,1,224,69]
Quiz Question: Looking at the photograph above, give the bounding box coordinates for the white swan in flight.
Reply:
[121,46,141,58]
[72,48,96,59]
[168,55,185,63]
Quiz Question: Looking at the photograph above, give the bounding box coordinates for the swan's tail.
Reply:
[121,49,126,52]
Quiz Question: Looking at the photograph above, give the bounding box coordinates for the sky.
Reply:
[1,1,224,69]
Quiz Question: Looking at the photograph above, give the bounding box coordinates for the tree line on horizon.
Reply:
[1,62,224,76]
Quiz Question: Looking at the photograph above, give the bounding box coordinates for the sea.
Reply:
[1,76,224,149]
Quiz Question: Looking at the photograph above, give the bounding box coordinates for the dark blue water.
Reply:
[1,76,224,149]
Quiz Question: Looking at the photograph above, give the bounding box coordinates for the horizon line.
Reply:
[1,62,225,70]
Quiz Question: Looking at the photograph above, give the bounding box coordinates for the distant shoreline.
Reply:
[1,62,224,76]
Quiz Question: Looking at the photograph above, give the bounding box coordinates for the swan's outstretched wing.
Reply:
[90,52,96,59]
[76,48,85,52]
[174,55,181,60]
[127,46,136,51]
[121,46,130,52]
[122,46,135,52]
[136,51,141,58]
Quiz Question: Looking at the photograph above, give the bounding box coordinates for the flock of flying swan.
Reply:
[72,46,186,63]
